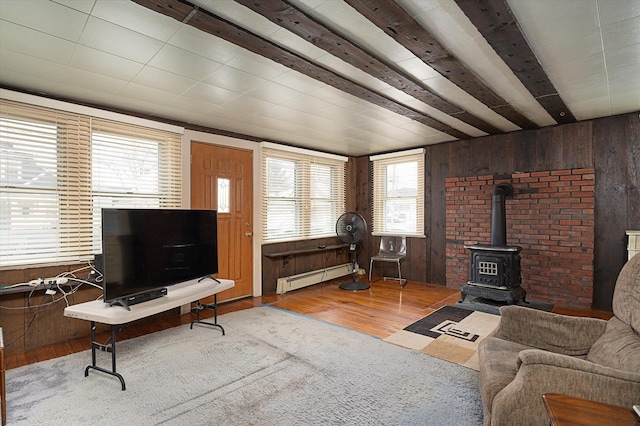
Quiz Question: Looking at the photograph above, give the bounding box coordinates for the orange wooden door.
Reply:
[191,142,253,301]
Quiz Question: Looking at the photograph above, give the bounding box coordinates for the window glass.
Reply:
[0,99,182,268]
[371,149,424,237]
[262,146,345,242]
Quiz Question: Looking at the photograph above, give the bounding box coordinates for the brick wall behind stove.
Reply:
[445,169,595,308]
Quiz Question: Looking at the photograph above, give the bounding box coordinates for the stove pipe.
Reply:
[490,183,514,246]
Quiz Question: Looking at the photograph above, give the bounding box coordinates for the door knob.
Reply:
[245,231,253,237]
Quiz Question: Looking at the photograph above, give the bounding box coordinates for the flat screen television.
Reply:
[101,208,218,307]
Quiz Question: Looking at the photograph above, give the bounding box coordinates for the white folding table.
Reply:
[64,278,234,390]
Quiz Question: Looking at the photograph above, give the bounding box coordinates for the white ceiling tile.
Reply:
[51,0,97,14]
[271,70,326,93]
[60,67,129,93]
[121,82,178,105]
[0,69,62,97]
[148,44,223,80]
[225,52,288,80]
[202,65,266,94]
[69,45,145,81]
[610,89,640,114]
[0,0,87,41]
[194,104,251,122]
[601,16,640,51]
[168,26,244,64]
[0,49,66,83]
[92,0,182,42]
[132,67,197,95]
[182,82,240,105]
[170,95,224,114]
[396,58,442,82]
[78,17,165,63]
[608,62,640,93]
[597,1,640,26]
[545,52,606,82]
[269,28,328,61]
[245,81,302,104]
[569,95,613,120]
[605,43,640,68]
[0,20,77,65]
[54,83,122,108]
[222,96,280,116]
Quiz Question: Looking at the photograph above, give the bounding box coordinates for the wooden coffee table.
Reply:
[543,393,639,426]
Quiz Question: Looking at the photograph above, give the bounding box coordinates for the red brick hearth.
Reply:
[446,169,595,308]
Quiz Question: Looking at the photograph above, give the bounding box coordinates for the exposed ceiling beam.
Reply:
[344,0,538,130]
[133,0,471,140]
[454,0,576,124]
[235,0,501,134]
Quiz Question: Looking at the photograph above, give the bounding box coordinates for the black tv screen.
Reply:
[101,208,218,304]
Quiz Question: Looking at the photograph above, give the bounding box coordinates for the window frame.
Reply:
[371,148,425,237]
[0,98,183,269]
[261,142,346,243]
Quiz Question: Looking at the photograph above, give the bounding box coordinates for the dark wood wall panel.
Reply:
[628,116,640,228]
[593,114,640,309]
[428,143,450,285]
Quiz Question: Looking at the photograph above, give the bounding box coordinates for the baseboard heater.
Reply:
[276,263,355,294]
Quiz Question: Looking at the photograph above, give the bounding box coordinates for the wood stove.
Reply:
[460,183,526,304]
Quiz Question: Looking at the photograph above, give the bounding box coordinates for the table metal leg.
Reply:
[84,322,126,390]
[190,294,225,335]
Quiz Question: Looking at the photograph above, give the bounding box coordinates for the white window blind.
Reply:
[371,149,425,236]
[0,99,182,268]
[261,143,346,242]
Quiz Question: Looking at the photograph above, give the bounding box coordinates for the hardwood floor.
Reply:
[4,278,612,370]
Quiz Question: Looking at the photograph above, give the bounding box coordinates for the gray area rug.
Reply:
[6,306,483,425]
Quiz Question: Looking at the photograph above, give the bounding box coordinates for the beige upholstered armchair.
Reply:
[478,253,640,426]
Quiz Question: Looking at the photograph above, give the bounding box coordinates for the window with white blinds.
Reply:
[0,99,182,268]
[261,143,346,242]
[371,148,425,237]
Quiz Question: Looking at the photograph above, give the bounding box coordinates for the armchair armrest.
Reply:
[495,305,607,356]
[518,349,640,383]
[490,349,640,426]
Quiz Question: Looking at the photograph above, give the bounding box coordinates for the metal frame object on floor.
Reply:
[64,278,234,390]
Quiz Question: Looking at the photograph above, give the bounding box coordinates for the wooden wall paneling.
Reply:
[534,126,563,171]
[29,287,105,350]
[513,129,539,172]
[491,135,515,174]
[406,236,427,283]
[428,143,450,285]
[355,156,373,272]
[448,139,471,177]
[423,145,433,282]
[465,137,492,176]
[593,115,628,310]
[0,293,26,358]
[627,114,640,230]
[562,122,593,169]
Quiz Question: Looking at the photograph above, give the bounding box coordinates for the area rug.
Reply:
[384,305,500,370]
[6,306,483,425]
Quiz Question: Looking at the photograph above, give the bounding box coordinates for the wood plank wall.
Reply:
[355,111,640,310]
